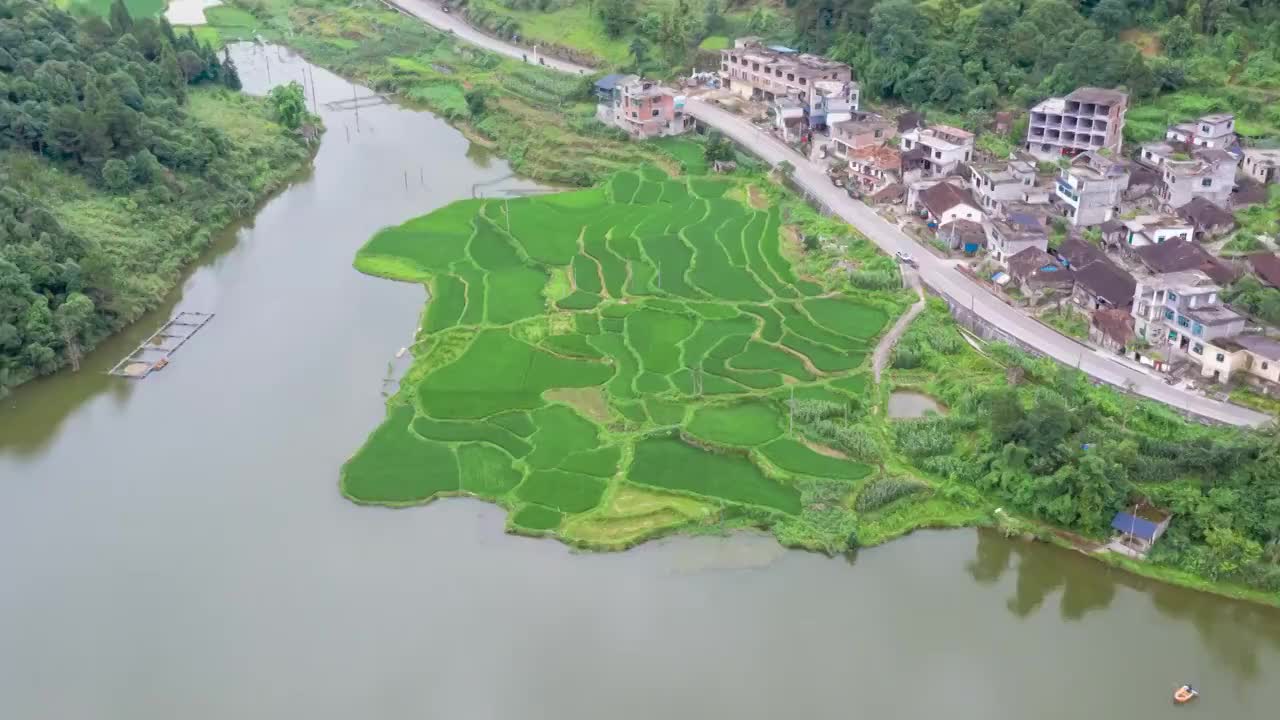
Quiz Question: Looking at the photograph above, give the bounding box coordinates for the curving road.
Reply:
[386,0,1269,427]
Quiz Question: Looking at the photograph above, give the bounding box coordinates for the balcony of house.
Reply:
[1096,104,1111,116]
[1030,126,1046,138]
[1064,116,1078,129]
[1090,134,1105,146]
[1032,112,1048,124]
[1047,129,1061,140]
[1066,101,1081,113]
[1047,114,1063,126]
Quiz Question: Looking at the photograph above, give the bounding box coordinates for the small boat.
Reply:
[1173,685,1199,704]
[153,357,170,371]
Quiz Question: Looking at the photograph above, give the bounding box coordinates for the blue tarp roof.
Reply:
[594,74,627,91]
[768,45,798,53]
[1112,512,1160,541]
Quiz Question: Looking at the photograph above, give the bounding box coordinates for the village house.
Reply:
[938,218,986,253]
[807,79,860,129]
[987,208,1049,265]
[720,40,853,104]
[1110,509,1172,557]
[1156,147,1236,210]
[968,160,1037,215]
[1025,87,1128,160]
[596,76,691,139]
[1176,196,1237,241]
[1007,247,1074,302]
[847,145,903,192]
[830,112,896,158]
[1200,335,1280,385]
[1090,307,1135,353]
[1131,270,1245,361]
[914,181,984,227]
[901,124,975,177]
[1247,253,1280,288]
[1056,235,1136,311]
[1165,113,1238,151]
[1130,237,1214,274]
[1121,214,1194,248]
[771,96,806,141]
[1242,148,1280,185]
[1054,150,1130,226]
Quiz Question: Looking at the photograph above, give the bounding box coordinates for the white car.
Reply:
[894,251,915,266]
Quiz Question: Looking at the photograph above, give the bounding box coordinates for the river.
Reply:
[1,46,1278,720]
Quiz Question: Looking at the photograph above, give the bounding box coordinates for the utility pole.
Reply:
[353,82,360,132]
[789,386,795,435]
[265,53,271,84]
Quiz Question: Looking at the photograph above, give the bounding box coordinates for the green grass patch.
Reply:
[512,504,565,532]
[760,438,872,480]
[516,469,608,513]
[342,405,460,504]
[457,443,523,499]
[629,436,801,514]
[686,400,784,446]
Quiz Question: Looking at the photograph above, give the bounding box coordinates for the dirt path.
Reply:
[872,267,925,383]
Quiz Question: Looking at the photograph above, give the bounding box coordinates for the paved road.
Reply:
[388,0,1269,427]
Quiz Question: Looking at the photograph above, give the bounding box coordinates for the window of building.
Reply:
[1193,343,1204,355]
[1264,362,1271,371]
[934,151,942,159]
[1164,309,1175,320]
[1216,353,1225,362]
[1167,291,1178,301]
[651,108,660,117]
[1192,322,1203,336]
[799,77,807,85]
[1177,315,1190,328]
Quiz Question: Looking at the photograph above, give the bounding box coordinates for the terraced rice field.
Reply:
[343,165,902,550]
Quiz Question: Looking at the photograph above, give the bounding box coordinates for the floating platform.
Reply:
[107,311,215,379]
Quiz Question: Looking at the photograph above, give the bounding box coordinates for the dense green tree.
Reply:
[465,88,487,117]
[596,0,634,39]
[108,0,133,36]
[268,81,307,130]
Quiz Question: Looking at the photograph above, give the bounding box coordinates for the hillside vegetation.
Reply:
[0,0,313,392]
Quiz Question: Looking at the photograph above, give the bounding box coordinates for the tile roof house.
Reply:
[916,181,984,226]
[847,144,903,191]
[1132,237,1213,275]
[1056,236,1136,310]
[1008,247,1074,301]
[1248,253,1280,288]
[1201,334,1280,385]
[938,218,986,253]
[1176,196,1237,240]
[831,112,896,157]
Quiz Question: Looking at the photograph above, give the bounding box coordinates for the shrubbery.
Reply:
[855,477,931,513]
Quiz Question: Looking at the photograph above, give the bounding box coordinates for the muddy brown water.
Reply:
[888,390,945,418]
[1,46,1279,719]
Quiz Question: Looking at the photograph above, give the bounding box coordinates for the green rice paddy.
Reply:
[343,164,903,551]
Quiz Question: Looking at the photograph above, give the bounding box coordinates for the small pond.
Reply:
[887,391,945,419]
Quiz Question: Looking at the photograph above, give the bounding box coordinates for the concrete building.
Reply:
[968,160,1037,215]
[901,125,975,177]
[987,209,1049,265]
[597,76,691,139]
[1201,335,1280,384]
[1165,114,1237,151]
[830,112,896,157]
[1131,270,1245,360]
[1157,147,1236,210]
[1055,151,1130,226]
[1242,148,1280,185]
[1121,214,1194,248]
[1025,87,1128,160]
[771,96,806,141]
[847,145,903,192]
[807,79,860,129]
[720,41,852,104]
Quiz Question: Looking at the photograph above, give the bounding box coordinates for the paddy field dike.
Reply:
[344,163,913,552]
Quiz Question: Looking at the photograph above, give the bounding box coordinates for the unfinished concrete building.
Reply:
[1055,150,1130,226]
[1025,87,1128,160]
[720,41,852,104]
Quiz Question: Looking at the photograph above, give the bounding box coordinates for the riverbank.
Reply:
[196,0,669,186]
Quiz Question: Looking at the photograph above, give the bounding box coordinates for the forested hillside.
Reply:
[0,0,312,393]
[451,0,1280,132]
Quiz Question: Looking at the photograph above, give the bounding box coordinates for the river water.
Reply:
[2,46,1279,719]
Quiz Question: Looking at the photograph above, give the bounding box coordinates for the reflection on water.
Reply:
[967,528,1280,682]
